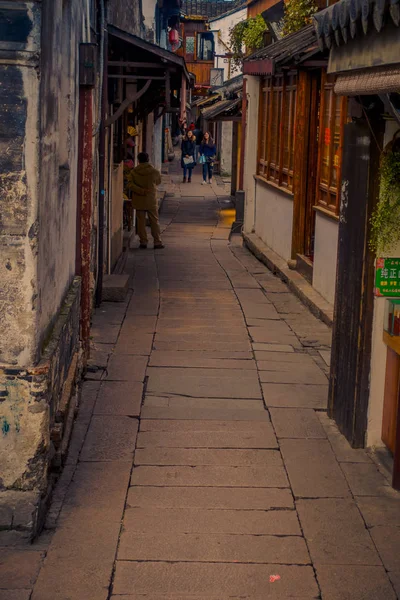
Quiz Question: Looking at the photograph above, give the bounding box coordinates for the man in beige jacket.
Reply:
[128,152,164,249]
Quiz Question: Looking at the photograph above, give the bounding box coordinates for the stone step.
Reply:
[102,274,130,302]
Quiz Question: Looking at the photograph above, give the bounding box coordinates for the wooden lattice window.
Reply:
[257,73,297,192]
[316,72,347,214]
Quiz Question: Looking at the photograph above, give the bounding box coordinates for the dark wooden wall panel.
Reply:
[329,118,382,447]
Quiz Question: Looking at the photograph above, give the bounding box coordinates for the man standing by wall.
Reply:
[127,152,164,249]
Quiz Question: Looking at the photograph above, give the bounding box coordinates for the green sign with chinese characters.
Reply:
[375,258,400,297]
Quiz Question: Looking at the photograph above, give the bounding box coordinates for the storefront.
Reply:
[314,0,400,486]
[242,25,345,306]
[104,26,192,272]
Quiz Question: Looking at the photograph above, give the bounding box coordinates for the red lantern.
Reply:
[169,28,179,44]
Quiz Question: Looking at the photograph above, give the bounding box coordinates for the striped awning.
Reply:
[334,66,400,95]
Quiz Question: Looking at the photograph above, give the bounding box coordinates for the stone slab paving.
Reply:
[263,382,329,408]
[117,532,310,563]
[5,170,400,600]
[126,485,294,510]
[269,407,327,439]
[93,381,143,416]
[297,498,382,566]
[280,439,351,498]
[112,562,319,598]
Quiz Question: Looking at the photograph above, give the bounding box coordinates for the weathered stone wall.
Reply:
[0,277,81,541]
[0,0,90,539]
[36,0,83,355]
[108,0,143,36]
[0,2,41,367]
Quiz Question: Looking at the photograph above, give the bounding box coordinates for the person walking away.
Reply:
[181,130,196,183]
[193,124,203,162]
[199,132,217,185]
[127,152,164,249]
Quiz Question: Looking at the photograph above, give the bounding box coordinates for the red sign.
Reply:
[324,128,331,145]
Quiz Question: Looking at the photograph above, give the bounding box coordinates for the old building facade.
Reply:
[0,0,188,539]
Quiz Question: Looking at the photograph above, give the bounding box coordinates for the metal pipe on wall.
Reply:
[95,0,107,306]
[79,87,94,357]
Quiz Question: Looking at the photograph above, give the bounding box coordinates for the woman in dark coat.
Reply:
[199,131,217,185]
[180,130,196,183]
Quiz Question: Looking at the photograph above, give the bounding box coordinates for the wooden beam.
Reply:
[213,116,241,122]
[165,69,171,110]
[108,74,166,80]
[105,79,152,127]
[108,61,166,68]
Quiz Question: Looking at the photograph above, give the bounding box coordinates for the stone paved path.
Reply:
[2,168,400,600]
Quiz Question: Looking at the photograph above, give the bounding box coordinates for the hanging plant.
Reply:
[282,0,318,35]
[229,15,267,68]
[370,131,400,255]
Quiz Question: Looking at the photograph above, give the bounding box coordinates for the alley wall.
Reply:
[0,0,97,540]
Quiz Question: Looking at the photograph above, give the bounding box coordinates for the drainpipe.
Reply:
[79,87,94,358]
[77,40,97,359]
[95,0,107,306]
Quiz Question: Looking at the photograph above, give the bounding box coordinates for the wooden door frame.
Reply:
[291,69,322,260]
[304,71,320,258]
[329,109,384,447]
[291,70,311,259]
[231,120,239,196]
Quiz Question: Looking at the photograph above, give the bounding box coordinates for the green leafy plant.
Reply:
[282,0,317,35]
[229,15,266,67]
[370,136,400,254]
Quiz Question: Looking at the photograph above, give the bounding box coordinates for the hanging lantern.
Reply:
[168,28,179,45]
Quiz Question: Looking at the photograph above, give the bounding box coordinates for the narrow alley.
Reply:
[3,169,399,600]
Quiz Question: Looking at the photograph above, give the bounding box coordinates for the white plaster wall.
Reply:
[220,121,233,176]
[243,75,259,233]
[367,297,388,447]
[366,120,400,447]
[111,163,124,269]
[211,8,246,81]
[142,0,157,40]
[312,212,339,305]
[254,182,294,261]
[153,117,163,172]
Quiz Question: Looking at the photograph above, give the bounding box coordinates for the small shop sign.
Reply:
[375,258,400,296]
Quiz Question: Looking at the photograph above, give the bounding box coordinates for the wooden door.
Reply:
[304,72,320,260]
[291,70,319,260]
[329,117,383,447]
[382,348,400,452]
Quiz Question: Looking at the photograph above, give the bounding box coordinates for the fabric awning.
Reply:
[334,66,400,95]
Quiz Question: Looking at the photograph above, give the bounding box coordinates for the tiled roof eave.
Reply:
[313,0,400,51]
